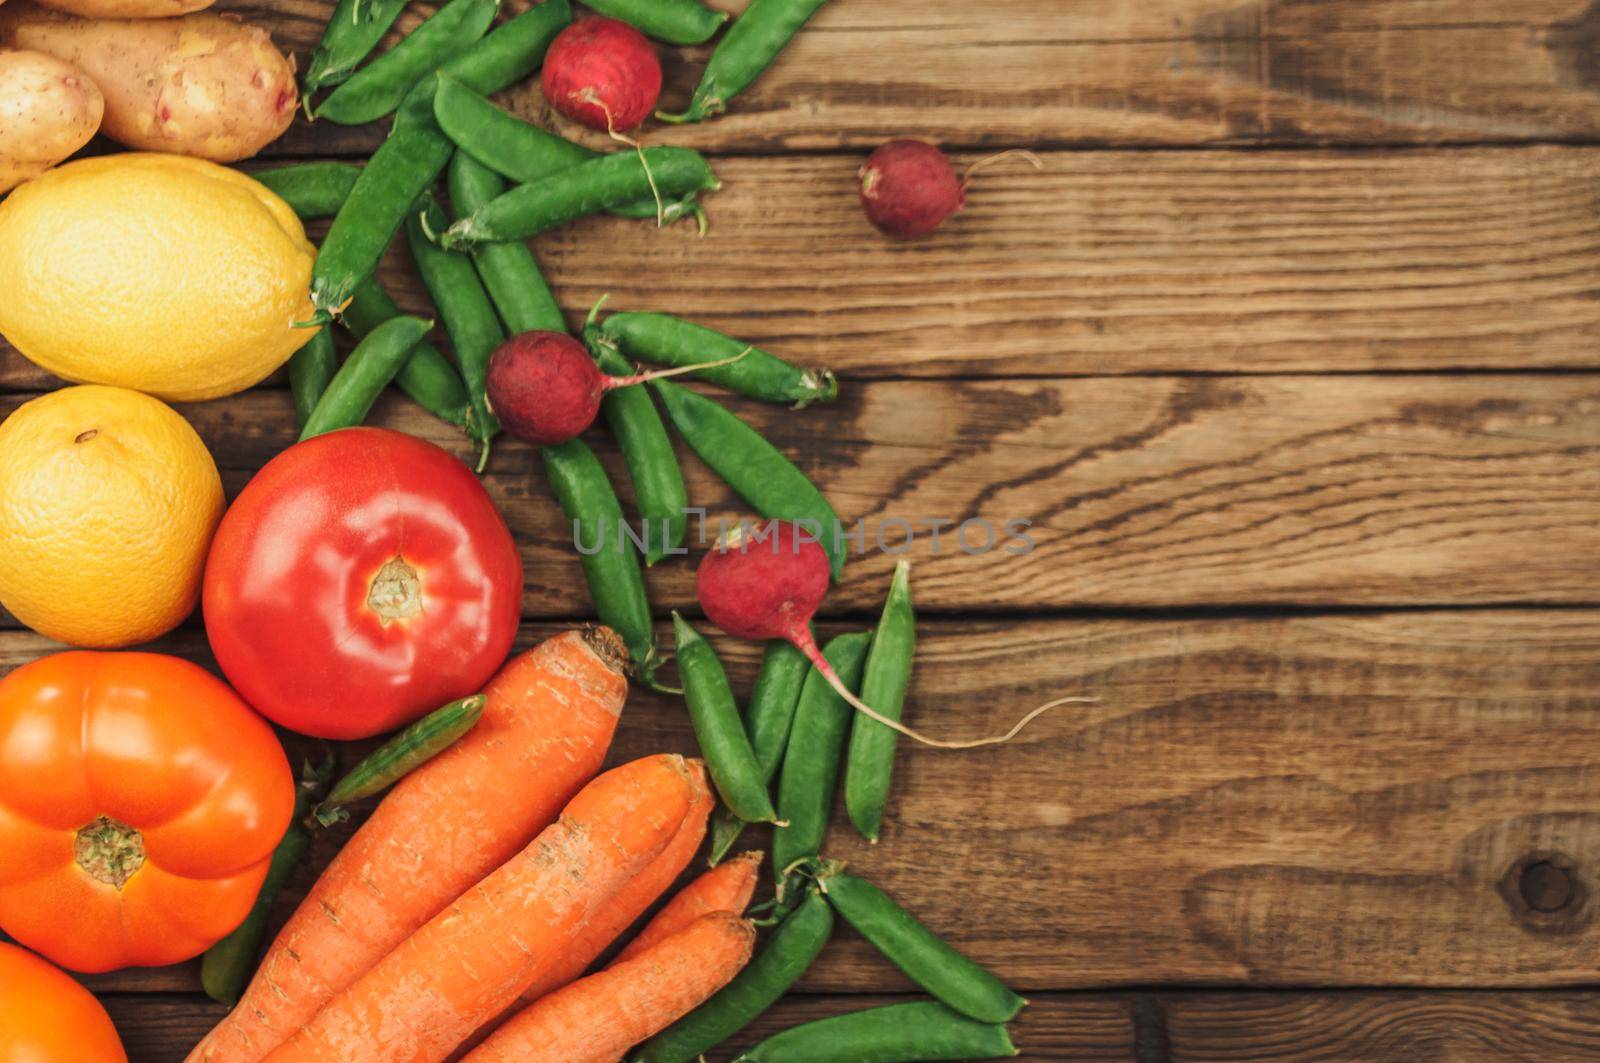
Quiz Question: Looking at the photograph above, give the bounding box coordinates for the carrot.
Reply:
[612,849,762,965]
[511,759,716,1004]
[263,754,700,1063]
[463,912,757,1063]
[190,628,630,1063]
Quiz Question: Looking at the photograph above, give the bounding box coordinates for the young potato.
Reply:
[35,0,215,15]
[0,48,103,193]
[0,3,295,162]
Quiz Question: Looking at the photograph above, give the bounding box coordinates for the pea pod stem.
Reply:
[729,1000,1017,1063]
[301,315,434,440]
[673,612,780,825]
[200,752,336,1006]
[311,695,485,827]
[658,0,831,124]
[316,0,501,125]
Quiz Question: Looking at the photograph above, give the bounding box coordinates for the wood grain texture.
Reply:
[7,370,1595,619]
[8,148,1600,391]
[21,607,1600,995]
[241,0,1600,156]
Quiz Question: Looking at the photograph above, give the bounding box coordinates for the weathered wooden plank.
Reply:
[7,371,1596,617]
[243,0,1600,156]
[22,607,1600,993]
[8,148,1600,391]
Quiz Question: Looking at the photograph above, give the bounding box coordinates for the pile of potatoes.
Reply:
[0,0,297,192]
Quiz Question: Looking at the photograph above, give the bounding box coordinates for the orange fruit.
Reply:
[0,385,224,647]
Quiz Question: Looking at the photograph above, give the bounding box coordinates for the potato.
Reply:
[0,3,295,162]
[34,0,215,16]
[0,48,103,193]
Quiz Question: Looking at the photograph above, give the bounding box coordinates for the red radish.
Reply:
[859,141,1044,238]
[695,521,1085,748]
[486,330,749,447]
[541,17,663,133]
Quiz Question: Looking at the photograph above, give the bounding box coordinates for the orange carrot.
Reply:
[612,849,762,965]
[463,912,757,1063]
[263,754,699,1063]
[190,629,630,1063]
[511,759,716,1005]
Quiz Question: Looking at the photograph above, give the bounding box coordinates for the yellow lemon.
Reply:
[0,153,315,402]
[0,385,224,647]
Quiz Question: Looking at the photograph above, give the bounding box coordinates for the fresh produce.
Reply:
[485,329,747,447]
[543,438,660,677]
[301,0,410,98]
[447,150,566,336]
[0,941,126,1062]
[0,385,223,648]
[772,631,871,887]
[514,760,712,1003]
[469,913,756,1063]
[0,48,101,193]
[406,193,502,456]
[202,427,522,739]
[299,314,434,439]
[316,0,498,125]
[858,139,962,237]
[709,639,809,862]
[311,694,487,826]
[200,755,335,1007]
[0,651,294,972]
[540,16,662,133]
[730,1001,1017,1062]
[815,866,1025,1024]
[34,0,212,15]
[633,886,834,1063]
[341,277,474,429]
[659,0,829,124]
[262,754,699,1063]
[846,559,915,841]
[286,325,338,429]
[579,0,726,46]
[0,154,315,401]
[597,310,838,407]
[615,850,763,964]
[673,612,779,824]
[439,146,719,247]
[653,381,845,578]
[252,160,362,218]
[590,336,690,565]
[308,0,572,317]
[0,4,296,161]
[191,629,628,1061]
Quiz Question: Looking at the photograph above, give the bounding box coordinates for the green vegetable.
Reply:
[316,0,500,125]
[302,0,412,96]
[312,695,485,827]
[845,559,914,841]
[659,0,830,124]
[301,315,433,439]
[673,613,777,824]
[252,161,362,219]
[730,1000,1017,1062]
[448,152,566,337]
[580,0,726,45]
[287,326,339,430]
[710,638,812,863]
[598,312,837,407]
[340,279,472,430]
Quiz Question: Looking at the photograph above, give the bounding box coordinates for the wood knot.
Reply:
[1500,851,1589,934]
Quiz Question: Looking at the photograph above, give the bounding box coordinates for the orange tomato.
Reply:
[0,941,126,1062]
[0,652,293,972]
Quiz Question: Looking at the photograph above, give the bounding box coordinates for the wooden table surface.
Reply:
[6,0,1600,1059]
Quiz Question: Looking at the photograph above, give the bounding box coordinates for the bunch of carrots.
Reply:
[189,628,762,1063]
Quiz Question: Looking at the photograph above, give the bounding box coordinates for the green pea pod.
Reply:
[302,0,412,96]
[312,695,485,827]
[632,887,834,1063]
[441,148,719,248]
[659,0,830,124]
[341,279,472,430]
[309,0,572,315]
[651,379,845,580]
[544,439,661,679]
[730,1001,1017,1063]
[673,613,777,824]
[302,315,434,439]
[252,162,363,220]
[201,753,335,1006]
[598,312,837,407]
[845,559,914,842]
[581,0,726,44]
[287,326,339,430]
[447,152,566,336]
[316,0,500,125]
[405,193,503,460]
[772,631,870,891]
[708,637,812,863]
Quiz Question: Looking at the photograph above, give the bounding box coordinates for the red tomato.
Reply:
[203,428,524,739]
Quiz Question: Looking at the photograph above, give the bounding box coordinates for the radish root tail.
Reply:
[606,347,753,389]
[578,89,667,227]
[961,148,1044,192]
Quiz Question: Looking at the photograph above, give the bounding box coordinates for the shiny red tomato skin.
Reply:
[202,428,524,739]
